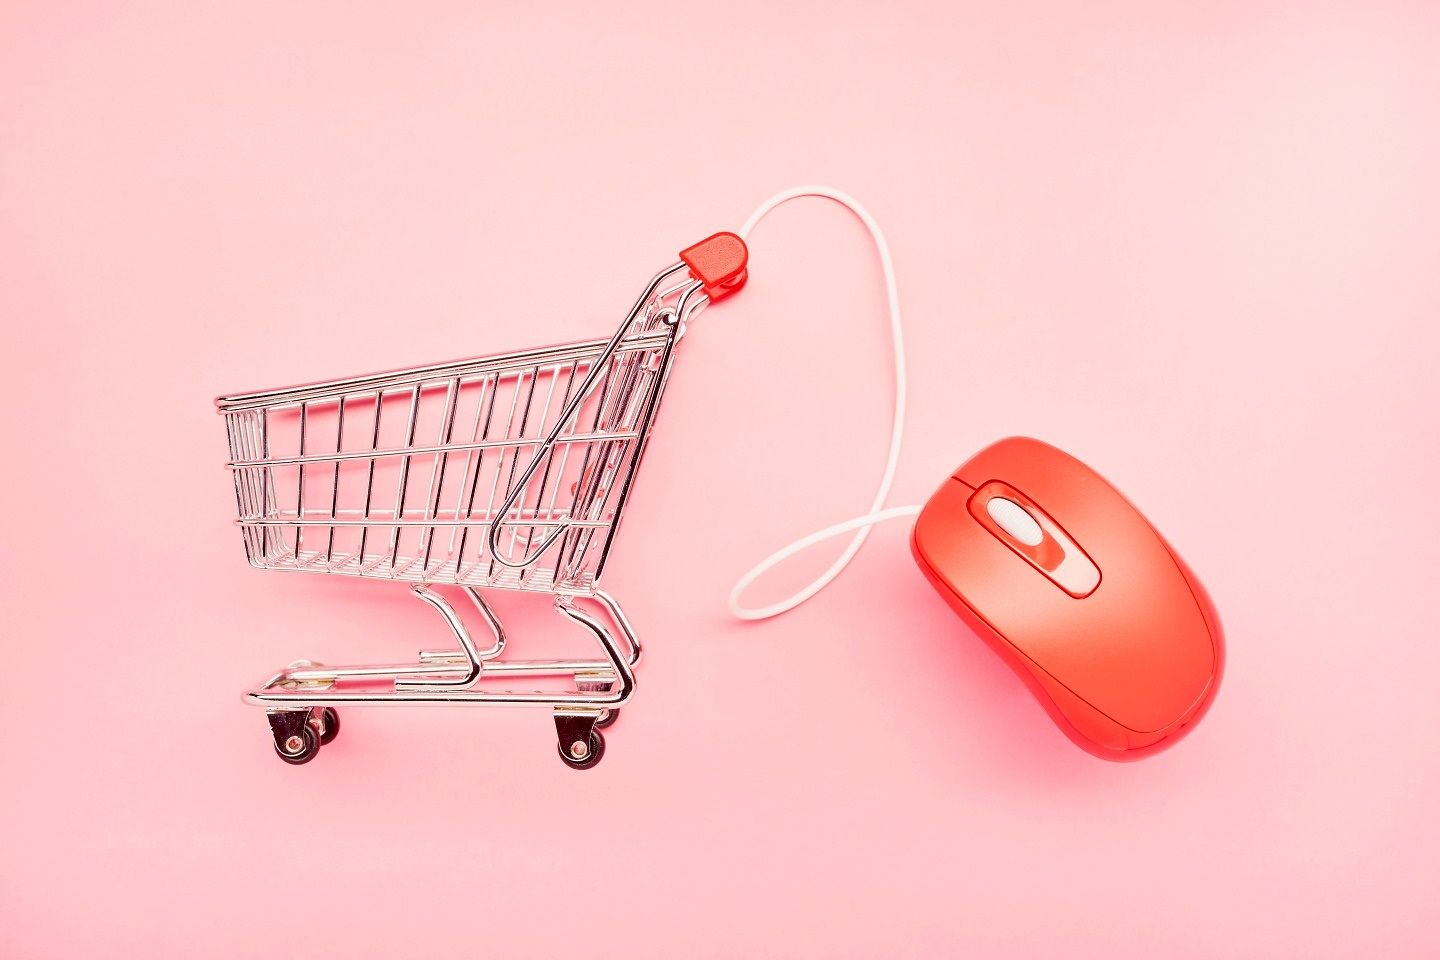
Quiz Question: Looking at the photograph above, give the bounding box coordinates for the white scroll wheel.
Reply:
[985,497,1045,546]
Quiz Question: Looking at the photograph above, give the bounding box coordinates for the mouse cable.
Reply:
[727,186,921,621]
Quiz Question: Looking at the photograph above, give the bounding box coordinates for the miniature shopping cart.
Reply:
[216,233,747,769]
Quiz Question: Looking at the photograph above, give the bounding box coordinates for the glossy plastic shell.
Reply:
[912,437,1223,760]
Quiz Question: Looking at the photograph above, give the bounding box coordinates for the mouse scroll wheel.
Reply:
[985,497,1045,546]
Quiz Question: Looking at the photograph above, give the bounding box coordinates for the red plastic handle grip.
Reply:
[680,232,748,300]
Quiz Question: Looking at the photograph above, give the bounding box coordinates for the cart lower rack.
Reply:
[216,233,748,768]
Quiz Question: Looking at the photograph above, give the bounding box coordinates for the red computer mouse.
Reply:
[911,437,1223,760]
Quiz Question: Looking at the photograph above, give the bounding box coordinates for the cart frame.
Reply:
[215,235,748,768]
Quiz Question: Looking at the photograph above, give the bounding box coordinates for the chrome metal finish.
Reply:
[244,592,636,709]
[218,261,707,767]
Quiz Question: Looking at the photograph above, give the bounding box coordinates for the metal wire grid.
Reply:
[220,330,673,595]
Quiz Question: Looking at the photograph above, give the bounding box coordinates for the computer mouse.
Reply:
[911,437,1223,760]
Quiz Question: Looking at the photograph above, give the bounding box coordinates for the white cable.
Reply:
[727,186,917,621]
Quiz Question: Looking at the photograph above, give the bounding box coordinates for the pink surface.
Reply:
[2,2,1438,957]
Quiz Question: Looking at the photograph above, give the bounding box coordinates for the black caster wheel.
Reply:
[558,730,605,770]
[317,707,341,745]
[275,726,321,765]
[595,708,619,729]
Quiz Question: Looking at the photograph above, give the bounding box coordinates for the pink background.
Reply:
[3,2,1437,957]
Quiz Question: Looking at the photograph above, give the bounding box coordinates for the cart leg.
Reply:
[462,587,506,661]
[555,596,635,704]
[546,595,638,769]
[591,589,641,667]
[570,591,640,729]
[395,585,496,691]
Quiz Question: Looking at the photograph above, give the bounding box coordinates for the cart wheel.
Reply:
[275,726,321,765]
[558,730,605,770]
[317,707,341,745]
[595,708,619,729]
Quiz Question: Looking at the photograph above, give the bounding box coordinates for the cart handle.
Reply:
[680,231,748,300]
[487,236,746,569]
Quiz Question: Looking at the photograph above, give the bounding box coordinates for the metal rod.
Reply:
[487,262,690,567]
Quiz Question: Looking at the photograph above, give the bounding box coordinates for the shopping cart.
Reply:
[216,233,748,769]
